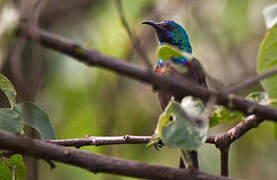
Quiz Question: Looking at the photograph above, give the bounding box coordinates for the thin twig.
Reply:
[47,114,262,148]
[224,68,277,94]
[45,115,262,178]
[0,130,233,180]
[115,0,152,69]
[47,135,152,148]
[18,23,277,122]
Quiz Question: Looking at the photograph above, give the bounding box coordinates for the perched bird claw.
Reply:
[154,140,164,151]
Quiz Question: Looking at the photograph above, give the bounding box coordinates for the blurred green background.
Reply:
[1,0,277,179]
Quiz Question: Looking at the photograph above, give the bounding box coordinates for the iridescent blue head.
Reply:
[142,20,192,53]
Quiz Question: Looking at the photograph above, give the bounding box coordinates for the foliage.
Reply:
[0,74,16,108]
[209,106,242,128]
[0,73,56,139]
[1,0,277,179]
[258,4,277,138]
[0,73,56,178]
[14,103,56,140]
[0,108,22,133]
[245,92,270,105]
[257,25,277,108]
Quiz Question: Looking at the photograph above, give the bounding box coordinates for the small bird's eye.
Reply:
[165,114,176,127]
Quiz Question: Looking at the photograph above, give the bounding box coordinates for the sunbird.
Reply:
[142,20,207,169]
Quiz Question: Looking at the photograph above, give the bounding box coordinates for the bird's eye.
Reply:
[165,114,176,126]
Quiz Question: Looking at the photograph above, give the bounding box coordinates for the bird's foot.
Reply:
[153,140,164,151]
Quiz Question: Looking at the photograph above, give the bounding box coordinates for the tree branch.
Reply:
[47,115,262,148]
[0,130,233,180]
[46,115,262,149]
[1,114,263,178]
[15,23,273,179]
[47,135,152,148]
[205,115,263,146]
[219,145,230,176]
[206,115,263,177]
[224,68,277,94]
[47,115,262,147]
[17,23,277,122]
[47,115,263,178]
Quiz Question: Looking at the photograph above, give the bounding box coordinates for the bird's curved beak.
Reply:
[141,20,165,32]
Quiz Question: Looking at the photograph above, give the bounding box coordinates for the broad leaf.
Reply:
[257,23,277,108]
[0,108,22,133]
[258,7,277,139]
[0,73,16,108]
[209,106,243,128]
[14,103,56,140]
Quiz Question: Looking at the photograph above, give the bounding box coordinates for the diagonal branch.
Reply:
[224,68,277,94]
[205,115,263,146]
[206,115,264,177]
[0,130,233,180]
[17,23,277,122]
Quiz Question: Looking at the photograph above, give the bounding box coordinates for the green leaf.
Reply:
[0,108,22,133]
[245,92,270,105]
[0,160,12,180]
[7,154,26,180]
[257,24,277,108]
[153,97,208,151]
[0,73,16,108]
[209,106,243,128]
[257,12,277,139]
[157,44,192,62]
[14,103,56,140]
[245,92,277,139]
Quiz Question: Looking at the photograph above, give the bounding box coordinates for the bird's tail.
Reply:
[179,150,199,169]
[189,151,199,169]
[179,156,186,168]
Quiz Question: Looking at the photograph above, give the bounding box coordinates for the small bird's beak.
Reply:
[141,20,165,31]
